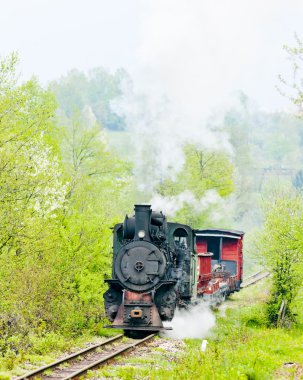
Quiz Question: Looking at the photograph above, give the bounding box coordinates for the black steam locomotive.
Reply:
[104,204,244,333]
[104,204,195,332]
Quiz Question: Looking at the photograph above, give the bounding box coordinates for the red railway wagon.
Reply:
[194,229,244,304]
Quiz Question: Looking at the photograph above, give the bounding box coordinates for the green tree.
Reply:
[0,54,134,353]
[50,67,131,131]
[0,54,72,348]
[54,110,133,331]
[0,53,64,257]
[279,34,303,114]
[157,143,234,226]
[258,191,303,326]
[158,144,234,198]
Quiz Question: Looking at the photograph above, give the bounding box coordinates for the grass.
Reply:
[2,280,303,379]
[0,328,121,379]
[92,280,303,380]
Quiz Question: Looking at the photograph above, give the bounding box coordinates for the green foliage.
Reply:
[54,110,132,331]
[0,55,61,253]
[258,191,303,326]
[279,34,303,113]
[216,92,303,231]
[0,373,10,380]
[0,54,134,369]
[28,332,70,355]
[50,67,131,131]
[157,143,234,227]
[0,54,69,343]
[159,144,234,198]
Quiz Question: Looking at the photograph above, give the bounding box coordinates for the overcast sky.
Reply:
[1,0,303,110]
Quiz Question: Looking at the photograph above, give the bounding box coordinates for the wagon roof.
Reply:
[194,228,244,239]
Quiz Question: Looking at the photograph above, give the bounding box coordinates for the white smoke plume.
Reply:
[112,0,303,217]
[162,302,216,339]
[113,1,241,192]
[150,189,223,218]
[115,82,231,192]
[113,1,303,197]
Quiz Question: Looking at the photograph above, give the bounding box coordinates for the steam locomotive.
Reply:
[104,205,244,332]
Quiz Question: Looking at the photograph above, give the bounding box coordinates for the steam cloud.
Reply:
[150,190,223,218]
[115,81,231,192]
[114,1,303,191]
[162,302,216,339]
[114,1,243,193]
[113,0,303,220]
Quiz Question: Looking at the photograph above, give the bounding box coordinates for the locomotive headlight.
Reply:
[138,230,145,239]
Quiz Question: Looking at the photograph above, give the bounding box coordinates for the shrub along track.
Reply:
[14,333,156,380]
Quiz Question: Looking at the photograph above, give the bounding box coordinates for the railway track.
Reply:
[14,271,268,379]
[241,270,270,288]
[15,333,155,380]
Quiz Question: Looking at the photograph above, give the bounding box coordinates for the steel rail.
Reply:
[243,271,266,281]
[241,270,270,288]
[61,333,156,380]
[14,334,123,380]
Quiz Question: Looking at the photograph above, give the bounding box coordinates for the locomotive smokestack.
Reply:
[134,204,151,241]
